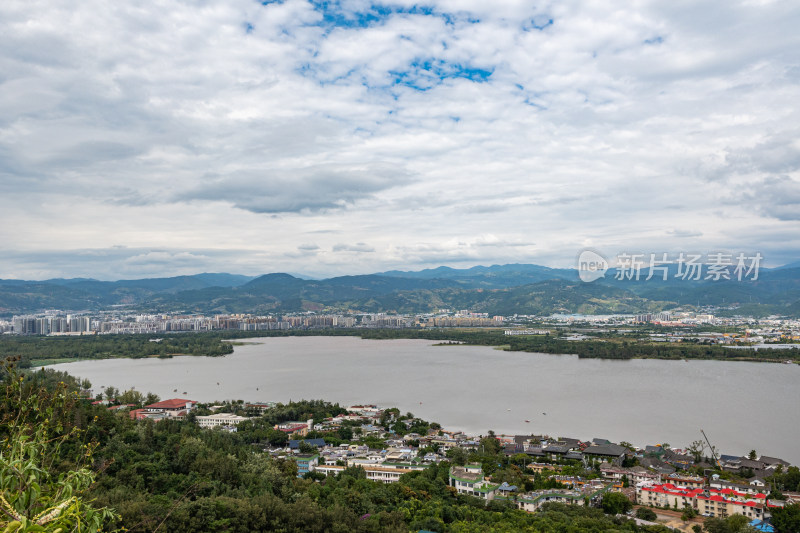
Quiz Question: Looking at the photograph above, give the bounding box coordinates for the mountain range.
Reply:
[1,263,800,317]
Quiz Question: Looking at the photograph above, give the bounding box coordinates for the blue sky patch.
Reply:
[523,17,553,31]
[306,1,440,29]
[387,58,493,90]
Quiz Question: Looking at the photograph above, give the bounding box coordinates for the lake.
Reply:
[49,336,800,464]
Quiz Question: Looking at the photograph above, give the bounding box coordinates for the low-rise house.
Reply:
[523,446,547,459]
[275,420,312,437]
[382,461,427,472]
[430,437,458,450]
[348,405,382,417]
[710,478,768,496]
[384,447,415,462]
[496,482,517,497]
[347,458,383,468]
[143,398,196,420]
[600,463,661,485]
[663,449,695,469]
[359,424,383,435]
[294,454,319,476]
[509,483,612,513]
[316,462,426,483]
[663,473,706,490]
[449,464,499,501]
[558,438,583,449]
[245,402,276,415]
[288,438,327,450]
[640,457,676,476]
[722,456,767,475]
[583,443,628,466]
[527,462,561,474]
[542,444,571,460]
[130,408,167,421]
[644,445,666,458]
[758,456,790,469]
[196,413,249,428]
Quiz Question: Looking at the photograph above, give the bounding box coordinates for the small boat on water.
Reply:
[525,420,530,423]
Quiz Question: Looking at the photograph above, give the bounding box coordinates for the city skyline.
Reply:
[2,1,800,280]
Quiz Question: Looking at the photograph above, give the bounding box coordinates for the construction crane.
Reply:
[701,429,722,469]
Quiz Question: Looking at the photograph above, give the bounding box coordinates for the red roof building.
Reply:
[636,483,773,521]
[144,398,196,411]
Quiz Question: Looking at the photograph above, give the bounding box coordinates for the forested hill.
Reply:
[2,263,800,317]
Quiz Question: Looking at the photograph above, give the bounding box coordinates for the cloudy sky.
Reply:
[2,0,799,280]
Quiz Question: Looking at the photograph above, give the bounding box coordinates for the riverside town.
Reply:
[83,389,800,533]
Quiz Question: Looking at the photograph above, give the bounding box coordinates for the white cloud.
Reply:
[0,0,799,278]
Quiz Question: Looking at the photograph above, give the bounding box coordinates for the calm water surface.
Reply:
[50,337,800,464]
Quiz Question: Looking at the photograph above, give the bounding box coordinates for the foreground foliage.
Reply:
[0,358,118,532]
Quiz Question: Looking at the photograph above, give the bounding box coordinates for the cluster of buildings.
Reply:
[87,396,796,527]
[3,309,800,349]
[5,314,92,335]
[1,311,487,335]
[548,312,800,332]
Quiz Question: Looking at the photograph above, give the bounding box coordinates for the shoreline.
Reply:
[19,329,800,367]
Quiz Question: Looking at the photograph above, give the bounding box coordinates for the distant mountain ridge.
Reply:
[1,264,800,317]
[379,263,577,287]
[0,273,255,315]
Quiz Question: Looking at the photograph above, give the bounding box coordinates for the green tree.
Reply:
[446,447,467,466]
[143,392,160,405]
[103,386,118,402]
[687,440,705,462]
[336,426,353,441]
[0,359,118,532]
[117,388,144,406]
[704,514,751,533]
[479,435,501,455]
[636,507,657,521]
[600,491,632,515]
[748,449,757,460]
[772,503,800,533]
[681,505,697,521]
